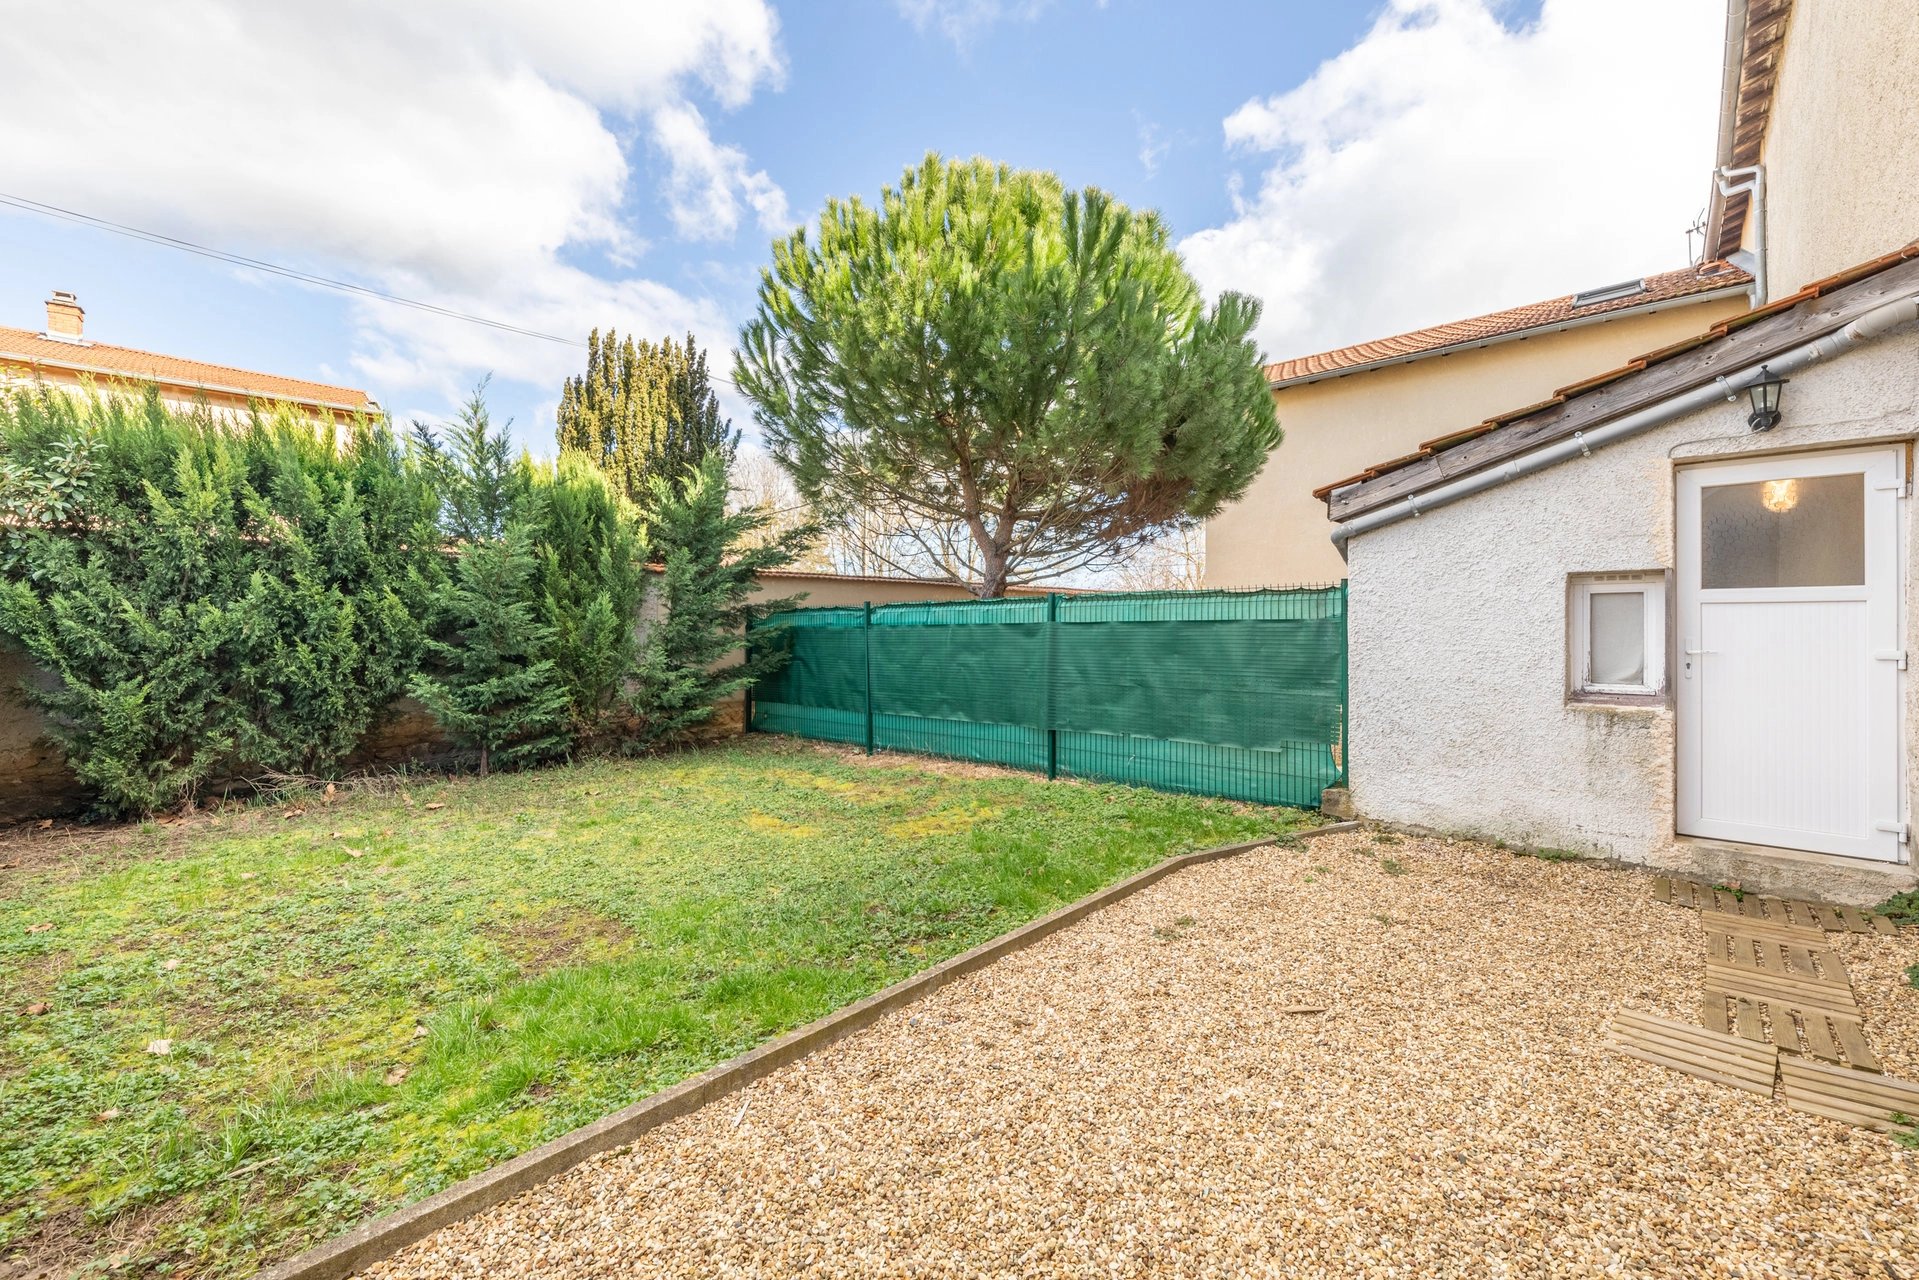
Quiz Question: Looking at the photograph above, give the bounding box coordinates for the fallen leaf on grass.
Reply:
[26,922,53,934]
[1,860,20,869]
[36,818,52,830]
[424,802,445,811]
[323,783,337,804]
[344,847,364,859]
[25,1002,49,1016]
[283,808,306,820]
[384,1066,408,1087]
[162,959,181,971]
[95,1108,121,1122]
[146,1039,173,1056]
[240,871,256,880]
[413,1024,429,1039]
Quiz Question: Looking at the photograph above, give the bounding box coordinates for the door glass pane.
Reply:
[1700,472,1864,588]
[1588,590,1645,686]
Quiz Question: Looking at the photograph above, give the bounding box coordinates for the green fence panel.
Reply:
[747,606,869,745]
[748,584,1346,808]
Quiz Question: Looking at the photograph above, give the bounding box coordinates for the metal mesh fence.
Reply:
[747,584,1347,809]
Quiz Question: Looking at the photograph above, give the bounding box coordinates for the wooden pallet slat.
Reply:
[1779,1056,1918,1131]
[1700,992,1731,1034]
[1837,907,1874,934]
[1765,1003,1801,1051]
[1703,964,1858,1013]
[1652,876,1673,904]
[1870,912,1896,937]
[1700,910,1825,944]
[1733,996,1765,1043]
[1799,1010,1840,1062]
[1832,1019,1881,1073]
[1608,1011,1778,1095]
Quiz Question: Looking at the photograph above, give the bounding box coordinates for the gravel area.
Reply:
[362,831,1919,1279]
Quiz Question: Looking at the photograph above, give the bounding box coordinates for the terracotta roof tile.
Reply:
[0,325,371,412]
[1312,240,1919,503]
[1266,262,1751,385]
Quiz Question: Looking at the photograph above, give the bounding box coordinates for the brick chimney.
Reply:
[44,291,85,340]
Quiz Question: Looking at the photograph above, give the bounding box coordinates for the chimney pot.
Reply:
[45,291,84,340]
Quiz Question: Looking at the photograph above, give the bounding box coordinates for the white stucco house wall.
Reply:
[1322,0,1919,904]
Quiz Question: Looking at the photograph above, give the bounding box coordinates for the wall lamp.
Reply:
[1747,365,1788,432]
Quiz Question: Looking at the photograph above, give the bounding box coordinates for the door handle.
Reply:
[1683,648,1716,656]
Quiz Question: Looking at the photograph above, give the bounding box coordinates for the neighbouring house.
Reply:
[1323,0,1919,903]
[0,290,375,425]
[1205,266,1754,587]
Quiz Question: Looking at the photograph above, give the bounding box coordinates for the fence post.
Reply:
[863,602,876,756]
[1336,579,1350,787]
[1045,592,1060,779]
[742,622,754,735]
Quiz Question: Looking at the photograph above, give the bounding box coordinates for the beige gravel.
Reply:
[362,831,1919,1279]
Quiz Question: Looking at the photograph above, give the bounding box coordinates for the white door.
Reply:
[1676,447,1905,861]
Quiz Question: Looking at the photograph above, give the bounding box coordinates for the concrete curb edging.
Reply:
[260,819,1361,1280]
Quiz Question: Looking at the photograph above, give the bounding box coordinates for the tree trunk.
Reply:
[976,554,1008,599]
[479,744,491,777]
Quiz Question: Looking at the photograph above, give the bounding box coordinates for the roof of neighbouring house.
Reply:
[1318,239,1919,519]
[0,324,373,413]
[1705,0,1794,262]
[1262,262,1753,387]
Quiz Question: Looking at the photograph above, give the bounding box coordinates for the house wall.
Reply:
[1203,296,1749,589]
[1760,0,1919,296]
[1344,326,1919,892]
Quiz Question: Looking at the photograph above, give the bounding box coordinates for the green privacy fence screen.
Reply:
[747,584,1347,809]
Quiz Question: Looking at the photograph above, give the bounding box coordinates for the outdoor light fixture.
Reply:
[1747,365,1788,432]
[1761,478,1800,513]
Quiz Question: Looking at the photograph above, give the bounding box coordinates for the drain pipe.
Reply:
[1717,164,1768,305]
[1330,291,1919,550]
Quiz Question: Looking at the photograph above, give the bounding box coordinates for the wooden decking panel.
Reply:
[1607,1010,1779,1095]
[1657,879,1895,934]
[1779,1056,1919,1132]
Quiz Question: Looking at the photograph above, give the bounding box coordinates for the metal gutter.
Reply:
[1329,291,1919,550]
[1702,0,1752,256]
[1267,285,1752,391]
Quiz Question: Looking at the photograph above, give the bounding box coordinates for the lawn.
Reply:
[0,737,1312,1277]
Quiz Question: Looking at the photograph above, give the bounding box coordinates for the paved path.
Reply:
[364,831,1919,1279]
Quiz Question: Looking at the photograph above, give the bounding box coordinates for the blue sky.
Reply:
[2,0,1719,459]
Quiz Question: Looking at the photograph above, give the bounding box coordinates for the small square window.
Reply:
[1570,573,1666,698]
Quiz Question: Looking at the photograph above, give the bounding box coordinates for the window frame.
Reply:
[1569,573,1667,699]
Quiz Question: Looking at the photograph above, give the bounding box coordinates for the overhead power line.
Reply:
[0,191,588,347]
[0,190,764,394]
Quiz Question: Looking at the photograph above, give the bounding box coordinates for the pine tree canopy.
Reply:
[556,330,738,507]
[734,153,1281,598]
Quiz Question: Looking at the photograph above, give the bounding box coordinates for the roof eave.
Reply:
[0,351,370,416]
[1266,283,1753,391]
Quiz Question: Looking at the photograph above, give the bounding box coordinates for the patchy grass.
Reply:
[1879,888,1919,929]
[1379,858,1408,876]
[1513,846,1584,863]
[0,737,1311,1278]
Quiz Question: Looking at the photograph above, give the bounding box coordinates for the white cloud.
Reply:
[1136,116,1171,178]
[0,0,786,403]
[896,0,1053,49]
[1178,0,1725,362]
[651,103,793,241]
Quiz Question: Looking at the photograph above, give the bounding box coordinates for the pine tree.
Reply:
[408,524,569,775]
[736,153,1279,597]
[630,453,814,744]
[557,330,737,507]
[408,387,569,774]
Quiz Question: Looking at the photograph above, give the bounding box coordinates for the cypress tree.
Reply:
[557,330,737,507]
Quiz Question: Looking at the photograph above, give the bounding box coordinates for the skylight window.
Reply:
[1572,279,1648,308]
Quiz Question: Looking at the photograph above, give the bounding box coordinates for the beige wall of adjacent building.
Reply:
[1759,0,1919,297]
[1203,295,1751,589]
